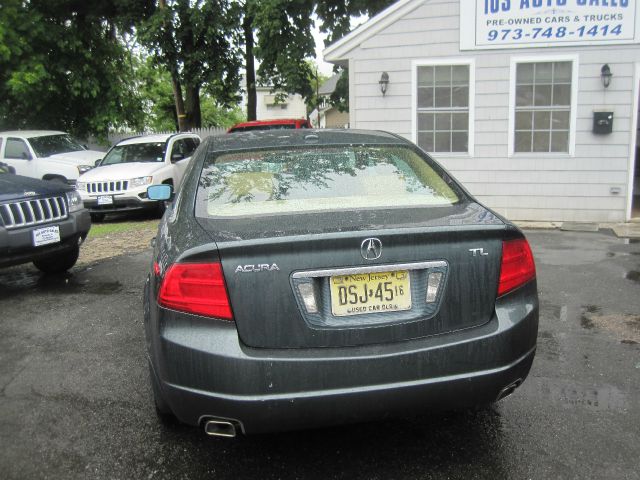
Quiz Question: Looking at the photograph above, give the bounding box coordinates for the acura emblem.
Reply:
[360,238,382,260]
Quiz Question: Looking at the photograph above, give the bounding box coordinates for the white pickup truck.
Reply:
[0,130,104,185]
[76,133,200,221]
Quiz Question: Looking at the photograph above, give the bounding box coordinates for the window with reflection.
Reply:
[416,65,470,153]
[514,61,572,153]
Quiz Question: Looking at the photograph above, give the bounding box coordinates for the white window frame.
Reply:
[508,54,579,157]
[411,58,475,157]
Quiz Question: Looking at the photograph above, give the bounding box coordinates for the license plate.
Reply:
[32,225,60,247]
[97,195,113,205]
[330,270,411,317]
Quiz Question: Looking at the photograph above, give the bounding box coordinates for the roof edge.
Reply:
[323,0,424,63]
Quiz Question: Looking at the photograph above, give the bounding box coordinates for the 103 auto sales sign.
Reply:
[460,0,640,49]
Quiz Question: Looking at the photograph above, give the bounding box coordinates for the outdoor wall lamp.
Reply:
[379,72,389,96]
[601,64,612,89]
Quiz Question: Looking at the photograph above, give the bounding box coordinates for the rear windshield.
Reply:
[196,145,460,218]
[101,142,166,165]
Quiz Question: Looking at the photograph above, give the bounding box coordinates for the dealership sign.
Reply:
[460,0,640,49]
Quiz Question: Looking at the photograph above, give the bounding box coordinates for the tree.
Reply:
[307,62,329,119]
[0,0,154,138]
[138,0,242,131]
[316,0,395,113]
[239,0,316,121]
[241,0,395,121]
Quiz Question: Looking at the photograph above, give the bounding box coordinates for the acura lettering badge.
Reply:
[361,238,382,260]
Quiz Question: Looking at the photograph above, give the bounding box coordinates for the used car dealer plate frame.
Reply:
[32,225,60,247]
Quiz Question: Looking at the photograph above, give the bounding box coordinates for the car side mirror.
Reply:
[147,184,174,201]
[21,151,32,160]
[171,153,184,163]
[94,159,102,167]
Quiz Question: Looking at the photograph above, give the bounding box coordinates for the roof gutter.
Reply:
[323,0,422,63]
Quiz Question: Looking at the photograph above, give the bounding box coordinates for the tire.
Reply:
[33,245,79,274]
[90,213,105,222]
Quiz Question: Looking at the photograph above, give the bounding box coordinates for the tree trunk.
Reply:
[171,75,188,132]
[159,0,187,132]
[243,10,257,121]
[185,85,201,130]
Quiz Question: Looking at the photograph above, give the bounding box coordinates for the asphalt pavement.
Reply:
[0,229,638,480]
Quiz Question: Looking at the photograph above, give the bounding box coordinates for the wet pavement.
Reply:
[0,229,639,479]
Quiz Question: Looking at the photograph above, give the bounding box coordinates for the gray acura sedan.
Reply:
[143,130,538,437]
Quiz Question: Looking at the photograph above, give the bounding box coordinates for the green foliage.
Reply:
[0,0,153,139]
[251,0,316,100]
[316,0,396,112]
[138,0,243,129]
[201,100,245,129]
[316,0,393,44]
[329,69,350,113]
[134,57,178,131]
[307,62,330,116]
[0,0,395,136]
[132,54,244,130]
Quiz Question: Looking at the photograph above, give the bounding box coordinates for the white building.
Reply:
[240,78,308,121]
[324,0,640,222]
[310,74,350,128]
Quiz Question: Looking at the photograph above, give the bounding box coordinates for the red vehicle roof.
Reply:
[227,118,312,133]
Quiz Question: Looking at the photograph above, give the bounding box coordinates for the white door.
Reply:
[2,138,36,177]
[169,138,199,189]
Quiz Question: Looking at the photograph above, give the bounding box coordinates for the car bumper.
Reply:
[0,210,91,268]
[82,195,159,214]
[147,281,538,434]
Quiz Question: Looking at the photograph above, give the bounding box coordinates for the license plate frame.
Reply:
[97,195,113,205]
[330,270,411,317]
[32,225,60,247]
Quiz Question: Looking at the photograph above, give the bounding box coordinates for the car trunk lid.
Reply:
[197,202,508,349]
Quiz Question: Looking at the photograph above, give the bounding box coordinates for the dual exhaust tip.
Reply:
[203,418,237,438]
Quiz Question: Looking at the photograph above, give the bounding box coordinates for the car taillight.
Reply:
[158,263,233,320]
[498,238,536,297]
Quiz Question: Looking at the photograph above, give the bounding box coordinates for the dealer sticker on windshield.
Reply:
[97,195,113,205]
[32,226,60,247]
[330,270,411,317]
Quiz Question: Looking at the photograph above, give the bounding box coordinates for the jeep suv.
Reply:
[76,133,200,221]
[0,168,91,273]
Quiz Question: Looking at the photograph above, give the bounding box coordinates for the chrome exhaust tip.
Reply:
[496,379,522,402]
[203,419,237,438]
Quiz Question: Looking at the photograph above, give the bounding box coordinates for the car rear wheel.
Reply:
[33,245,79,274]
